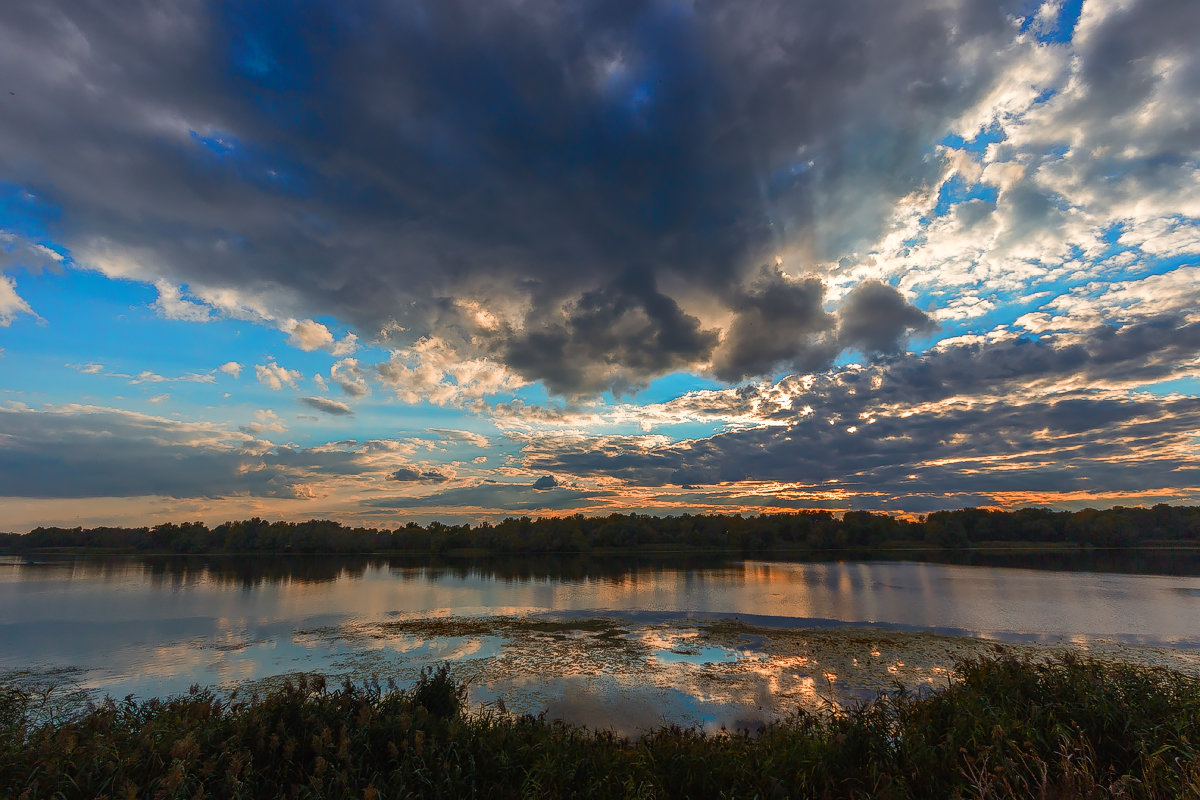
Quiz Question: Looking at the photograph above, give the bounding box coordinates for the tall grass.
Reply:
[2,654,1197,798]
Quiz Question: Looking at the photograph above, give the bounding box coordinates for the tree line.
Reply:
[3,504,1200,556]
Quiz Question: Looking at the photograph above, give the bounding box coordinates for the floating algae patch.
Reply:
[231,670,334,698]
[680,620,1200,715]
[684,621,1013,712]
[1031,637,1200,673]
[291,616,653,710]
[285,616,1086,728]
[298,616,648,675]
[157,615,1200,734]
[287,616,668,732]
[424,618,1018,731]
[292,615,1011,729]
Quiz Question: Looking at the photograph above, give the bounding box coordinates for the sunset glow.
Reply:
[1,0,1197,527]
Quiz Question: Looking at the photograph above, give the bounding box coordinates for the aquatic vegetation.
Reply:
[2,654,1198,798]
[295,615,1200,728]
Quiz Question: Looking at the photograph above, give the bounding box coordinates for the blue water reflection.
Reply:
[2,553,1199,728]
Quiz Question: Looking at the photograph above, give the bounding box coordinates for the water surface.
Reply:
[4,553,1199,732]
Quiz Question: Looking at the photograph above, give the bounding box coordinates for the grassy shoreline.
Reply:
[4,655,1198,799]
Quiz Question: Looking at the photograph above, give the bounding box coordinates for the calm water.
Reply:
[3,552,1200,730]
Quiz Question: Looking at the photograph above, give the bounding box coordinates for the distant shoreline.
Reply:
[9,541,1200,558]
[5,507,1200,564]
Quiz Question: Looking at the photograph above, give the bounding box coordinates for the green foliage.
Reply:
[10,504,1200,558]
[2,655,1198,798]
[410,664,467,720]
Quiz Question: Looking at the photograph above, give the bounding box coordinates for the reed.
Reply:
[2,654,1197,798]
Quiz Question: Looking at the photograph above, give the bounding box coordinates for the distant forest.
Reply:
[3,505,1200,556]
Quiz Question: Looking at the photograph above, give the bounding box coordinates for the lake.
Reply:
[4,552,1200,733]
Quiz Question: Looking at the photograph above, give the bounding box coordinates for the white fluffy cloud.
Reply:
[281,319,359,355]
[330,357,370,398]
[0,273,34,326]
[0,231,50,326]
[860,0,1198,327]
[240,409,287,434]
[330,332,359,356]
[377,337,525,406]
[152,280,212,322]
[255,360,302,391]
[284,318,334,351]
[131,370,216,385]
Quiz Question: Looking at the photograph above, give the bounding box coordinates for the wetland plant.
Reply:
[1,654,1198,798]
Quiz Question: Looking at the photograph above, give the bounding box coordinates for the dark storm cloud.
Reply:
[710,274,933,381]
[0,404,319,498]
[368,482,601,512]
[389,467,449,484]
[0,0,1030,391]
[527,313,1200,493]
[870,316,1200,406]
[710,268,835,381]
[539,393,1200,492]
[531,475,558,490]
[503,271,719,395]
[258,445,374,477]
[298,396,353,415]
[836,281,936,355]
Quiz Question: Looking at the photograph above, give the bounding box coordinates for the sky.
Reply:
[0,0,1198,529]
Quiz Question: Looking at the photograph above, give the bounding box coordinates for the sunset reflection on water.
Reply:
[3,554,1199,731]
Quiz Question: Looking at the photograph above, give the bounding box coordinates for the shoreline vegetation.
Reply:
[7,509,1199,797]
[4,655,1198,799]
[4,505,1200,558]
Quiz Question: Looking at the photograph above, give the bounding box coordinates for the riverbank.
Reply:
[3,654,1197,799]
[8,506,1200,560]
[17,540,1200,556]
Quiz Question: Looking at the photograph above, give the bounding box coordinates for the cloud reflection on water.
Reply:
[3,555,1200,729]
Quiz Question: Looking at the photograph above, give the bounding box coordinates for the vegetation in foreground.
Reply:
[2,655,1198,799]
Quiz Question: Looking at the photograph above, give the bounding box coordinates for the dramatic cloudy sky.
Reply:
[1,0,1198,528]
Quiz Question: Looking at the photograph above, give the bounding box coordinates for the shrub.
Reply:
[2,655,1197,798]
